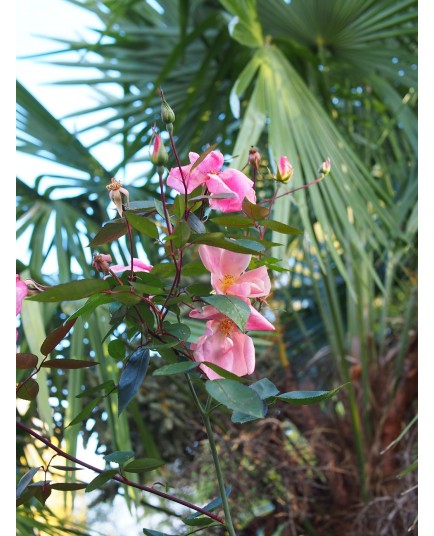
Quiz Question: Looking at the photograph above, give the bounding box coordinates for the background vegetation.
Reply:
[16,0,418,534]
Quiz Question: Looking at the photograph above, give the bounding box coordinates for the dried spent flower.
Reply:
[92,253,112,273]
[106,177,129,217]
[248,146,261,171]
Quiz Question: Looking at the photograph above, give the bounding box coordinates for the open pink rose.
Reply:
[16,275,29,341]
[167,150,256,212]
[189,305,274,380]
[190,316,255,380]
[198,245,271,298]
[16,275,28,315]
[189,303,275,331]
[109,258,153,274]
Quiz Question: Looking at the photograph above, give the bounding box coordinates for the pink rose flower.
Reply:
[109,258,153,274]
[191,315,254,380]
[16,275,29,341]
[189,303,275,332]
[16,275,28,315]
[198,245,271,298]
[167,150,256,212]
[189,305,274,380]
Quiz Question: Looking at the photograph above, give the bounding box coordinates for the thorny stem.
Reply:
[16,420,225,524]
[186,376,237,536]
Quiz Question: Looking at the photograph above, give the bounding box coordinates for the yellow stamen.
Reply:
[106,177,122,191]
[220,274,236,292]
[219,318,236,336]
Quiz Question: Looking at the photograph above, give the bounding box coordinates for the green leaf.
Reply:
[28,279,111,303]
[169,220,191,248]
[173,195,185,219]
[51,466,83,472]
[104,451,135,465]
[85,470,118,493]
[186,283,213,296]
[131,281,165,296]
[202,295,250,331]
[210,214,253,228]
[276,384,348,406]
[181,261,209,276]
[242,198,270,220]
[164,322,191,341]
[182,517,214,527]
[69,294,115,322]
[41,359,98,369]
[16,467,41,498]
[149,263,176,278]
[201,362,247,382]
[127,200,156,212]
[258,219,303,235]
[40,318,77,356]
[89,221,128,247]
[109,287,142,306]
[143,530,176,536]
[66,397,102,428]
[153,361,199,376]
[118,348,151,415]
[123,458,166,473]
[16,353,38,370]
[187,212,206,233]
[108,339,126,360]
[230,238,265,252]
[191,235,263,254]
[125,211,159,239]
[50,482,88,491]
[205,379,264,417]
[75,380,115,398]
[17,379,39,401]
[231,378,279,424]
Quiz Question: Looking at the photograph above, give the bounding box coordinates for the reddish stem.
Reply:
[168,130,189,219]
[260,176,324,204]
[16,420,225,524]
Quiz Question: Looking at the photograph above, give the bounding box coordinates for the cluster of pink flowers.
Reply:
[167,150,255,213]
[189,245,274,380]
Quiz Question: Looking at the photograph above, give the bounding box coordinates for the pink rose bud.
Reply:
[320,157,331,175]
[151,134,169,166]
[276,156,293,183]
[248,146,261,171]
[92,253,112,273]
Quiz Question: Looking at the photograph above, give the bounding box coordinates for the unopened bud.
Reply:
[275,156,293,183]
[248,146,261,171]
[319,157,331,175]
[92,253,112,273]
[151,134,169,166]
[160,94,175,125]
